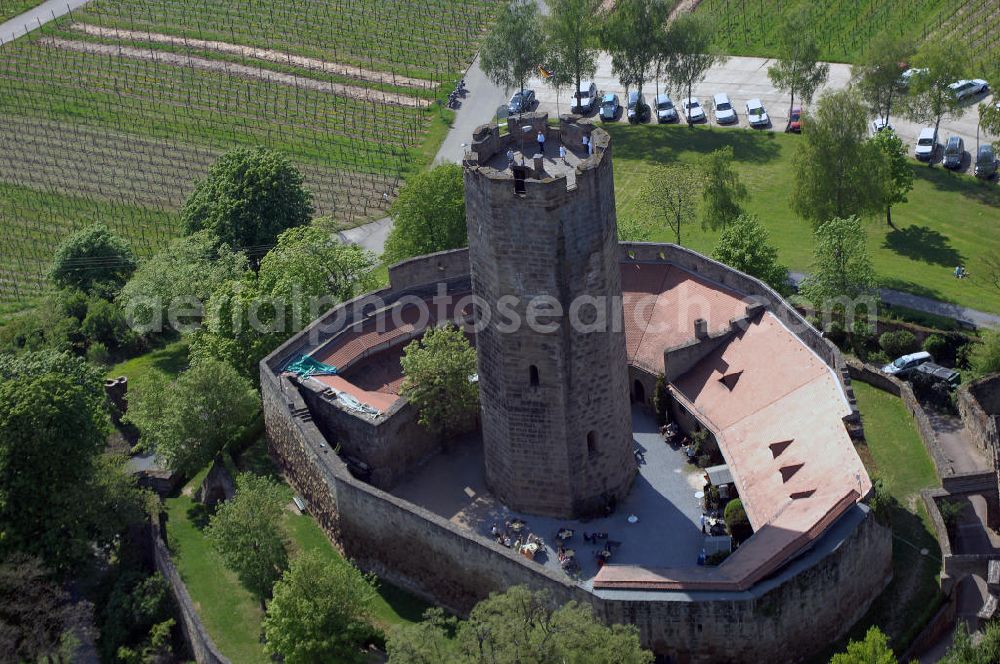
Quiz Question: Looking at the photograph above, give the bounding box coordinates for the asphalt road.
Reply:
[526,54,998,163]
[0,0,92,43]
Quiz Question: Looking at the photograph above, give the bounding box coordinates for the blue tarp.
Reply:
[284,355,338,377]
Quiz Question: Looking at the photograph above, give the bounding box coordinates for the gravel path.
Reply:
[0,0,90,43]
[70,23,436,90]
[39,37,431,108]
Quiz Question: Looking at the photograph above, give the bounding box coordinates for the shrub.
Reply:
[879,330,919,359]
[50,224,136,296]
[724,498,752,543]
[652,373,669,426]
[923,334,948,362]
[867,477,896,525]
[86,342,111,367]
[825,320,847,347]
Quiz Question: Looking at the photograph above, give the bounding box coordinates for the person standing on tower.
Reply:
[537,130,545,156]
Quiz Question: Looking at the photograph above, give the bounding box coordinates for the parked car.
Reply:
[942,136,965,170]
[655,94,678,123]
[914,127,937,161]
[976,144,998,179]
[508,89,535,114]
[682,97,705,123]
[627,91,650,123]
[869,117,893,134]
[914,362,961,389]
[949,79,989,101]
[713,92,737,124]
[745,99,769,128]
[574,81,598,113]
[788,106,803,132]
[599,93,620,121]
[882,351,932,378]
[900,68,927,87]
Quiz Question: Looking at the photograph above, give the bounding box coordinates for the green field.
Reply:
[697,0,1000,75]
[164,445,428,663]
[0,1,43,23]
[607,124,1000,313]
[825,381,942,658]
[0,0,492,304]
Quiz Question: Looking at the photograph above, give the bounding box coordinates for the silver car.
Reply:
[745,99,769,128]
[949,79,989,101]
[655,94,678,123]
[682,97,705,123]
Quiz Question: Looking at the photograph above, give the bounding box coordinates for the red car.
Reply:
[788,106,802,133]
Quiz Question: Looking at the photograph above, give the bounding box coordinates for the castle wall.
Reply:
[263,355,892,664]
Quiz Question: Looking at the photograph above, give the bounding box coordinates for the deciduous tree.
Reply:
[182,147,314,253]
[664,13,723,125]
[851,34,912,126]
[387,586,653,664]
[117,230,250,334]
[479,1,546,100]
[700,146,747,231]
[969,329,1000,378]
[870,129,913,228]
[545,0,600,112]
[830,626,898,664]
[639,164,701,245]
[0,554,80,662]
[400,324,479,441]
[799,216,878,306]
[712,214,788,293]
[600,0,668,106]
[49,224,136,297]
[0,352,150,574]
[904,42,970,154]
[206,473,289,610]
[791,90,886,225]
[383,164,467,265]
[125,357,259,476]
[264,550,377,664]
[767,7,829,130]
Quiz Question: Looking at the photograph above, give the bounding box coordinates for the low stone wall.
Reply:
[957,375,1000,461]
[151,524,229,664]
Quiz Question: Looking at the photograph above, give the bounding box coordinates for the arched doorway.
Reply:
[633,379,646,404]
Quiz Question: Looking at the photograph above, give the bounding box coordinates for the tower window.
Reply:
[529,365,539,387]
[587,431,597,457]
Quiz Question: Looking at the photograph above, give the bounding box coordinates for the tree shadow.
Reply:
[186,501,217,531]
[912,164,1000,208]
[604,123,783,165]
[882,225,964,267]
[878,276,950,302]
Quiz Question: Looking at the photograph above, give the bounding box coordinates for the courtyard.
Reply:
[391,405,710,586]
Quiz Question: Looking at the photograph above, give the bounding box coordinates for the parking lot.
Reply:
[526,54,997,171]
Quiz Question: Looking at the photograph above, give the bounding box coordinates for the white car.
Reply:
[914,127,936,161]
[900,68,927,87]
[882,351,932,378]
[713,92,737,124]
[870,117,893,135]
[682,97,705,123]
[574,81,599,113]
[745,99,769,128]
[949,79,989,100]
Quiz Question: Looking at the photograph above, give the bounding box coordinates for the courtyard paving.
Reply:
[391,405,710,587]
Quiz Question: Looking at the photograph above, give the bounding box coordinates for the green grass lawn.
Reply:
[819,380,942,660]
[106,339,189,384]
[608,123,1000,313]
[0,1,43,23]
[163,441,428,663]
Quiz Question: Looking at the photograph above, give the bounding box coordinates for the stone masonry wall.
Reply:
[151,524,229,664]
[263,357,892,664]
[957,375,1000,461]
[464,117,635,517]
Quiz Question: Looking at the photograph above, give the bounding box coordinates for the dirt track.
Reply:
[39,37,431,108]
[70,23,435,90]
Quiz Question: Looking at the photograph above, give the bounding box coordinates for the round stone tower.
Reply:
[463,113,636,518]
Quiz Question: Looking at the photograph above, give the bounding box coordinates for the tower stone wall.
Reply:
[463,116,635,517]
